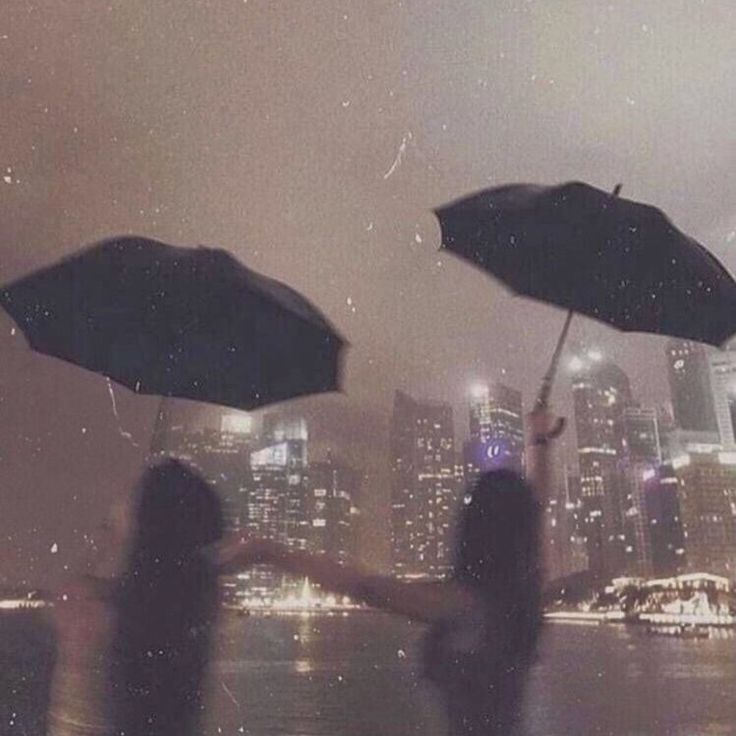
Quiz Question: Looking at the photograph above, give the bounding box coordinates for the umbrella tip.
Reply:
[612,183,623,197]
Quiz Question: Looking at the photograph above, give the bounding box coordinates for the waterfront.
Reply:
[2,612,735,735]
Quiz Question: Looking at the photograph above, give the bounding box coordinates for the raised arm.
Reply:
[215,538,477,624]
[525,408,563,504]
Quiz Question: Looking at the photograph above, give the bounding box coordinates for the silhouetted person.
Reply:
[422,470,540,734]
[111,460,223,735]
[48,460,223,736]
[217,410,558,735]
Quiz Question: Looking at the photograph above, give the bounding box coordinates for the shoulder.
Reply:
[52,576,116,630]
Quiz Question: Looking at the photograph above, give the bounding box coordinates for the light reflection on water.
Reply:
[205,614,736,736]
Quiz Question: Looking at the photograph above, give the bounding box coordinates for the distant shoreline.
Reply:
[544,610,736,628]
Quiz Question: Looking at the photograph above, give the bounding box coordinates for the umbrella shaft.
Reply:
[150,396,171,455]
[536,309,574,409]
[537,184,618,408]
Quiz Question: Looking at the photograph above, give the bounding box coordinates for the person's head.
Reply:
[127,458,224,566]
[454,469,540,596]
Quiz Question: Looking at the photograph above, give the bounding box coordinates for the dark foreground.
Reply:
[2,611,735,735]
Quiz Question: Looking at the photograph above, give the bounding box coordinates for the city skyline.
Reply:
[150,342,736,589]
[2,1,736,590]
[4,335,736,588]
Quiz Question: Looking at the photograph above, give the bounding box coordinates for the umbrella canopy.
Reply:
[435,181,736,347]
[0,236,345,412]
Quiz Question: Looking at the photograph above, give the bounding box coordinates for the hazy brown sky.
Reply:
[2,0,735,583]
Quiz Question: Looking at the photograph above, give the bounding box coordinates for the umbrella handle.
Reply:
[535,309,574,410]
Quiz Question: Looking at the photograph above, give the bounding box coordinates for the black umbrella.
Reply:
[435,181,736,409]
[1,236,346,443]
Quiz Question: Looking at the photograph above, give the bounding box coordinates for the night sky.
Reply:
[2,1,735,585]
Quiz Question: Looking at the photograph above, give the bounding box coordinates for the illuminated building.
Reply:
[466,381,525,475]
[670,451,736,578]
[242,430,310,599]
[622,407,662,464]
[665,339,717,434]
[249,438,309,548]
[640,465,685,577]
[308,456,360,564]
[571,353,632,578]
[390,390,459,579]
[544,467,587,582]
[708,349,736,449]
[262,413,308,442]
[220,411,253,437]
[621,406,662,574]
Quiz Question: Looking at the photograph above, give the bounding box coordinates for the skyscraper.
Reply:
[708,349,736,449]
[571,353,633,578]
[239,431,310,600]
[621,406,662,574]
[622,407,662,465]
[220,411,254,438]
[308,455,360,564]
[390,390,459,579]
[673,451,736,578]
[465,381,525,478]
[666,339,718,433]
[542,458,588,582]
[249,437,309,548]
[641,465,685,577]
[262,413,309,443]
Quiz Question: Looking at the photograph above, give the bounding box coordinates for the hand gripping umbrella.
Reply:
[1,236,346,450]
[435,181,736,418]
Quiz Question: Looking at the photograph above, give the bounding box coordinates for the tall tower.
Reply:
[666,339,717,433]
[464,381,525,478]
[641,465,685,577]
[708,349,736,449]
[670,451,736,578]
[571,353,633,578]
[249,436,309,548]
[243,429,310,600]
[621,406,662,574]
[390,391,458,579]
[308,456,360,564]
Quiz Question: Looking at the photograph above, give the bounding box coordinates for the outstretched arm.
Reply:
[216,538,477,624]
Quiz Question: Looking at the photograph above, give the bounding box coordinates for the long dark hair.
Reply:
[423,471,541,736]
[453,469,541,653]
[111,459,223,736]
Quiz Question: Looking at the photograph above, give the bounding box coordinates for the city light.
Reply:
[717,452,736,465]
[221,412,253,435]
[469,382,488,399]
[671,455,691,470]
